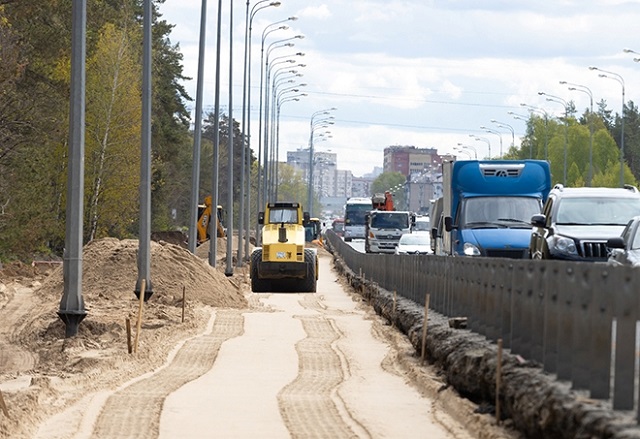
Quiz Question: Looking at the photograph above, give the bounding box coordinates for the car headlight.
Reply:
[463,242,481,256]
[550,235,578,256]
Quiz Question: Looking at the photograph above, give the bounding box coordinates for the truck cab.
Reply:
[442,160,551,258]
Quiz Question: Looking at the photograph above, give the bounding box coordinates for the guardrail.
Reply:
[325,229,640,420]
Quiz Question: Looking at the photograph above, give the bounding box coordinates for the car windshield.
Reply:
[371,212,409,229]
[269,208,298,224]
[460,196,541,228]
[556,197,640,226]
[400,234,430,245]
[413,220,430,231]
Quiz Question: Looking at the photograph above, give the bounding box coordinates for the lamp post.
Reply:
[469,134,491,158]
[257,18,297,212]
[490,119,515,154]
[456,143,477,158]
[480,126,503,158]
[590,66,626,186]
[453,147,473,159]
[623,48,640,63]
[239,0,281,263]
[255,20,293,244]
[539,91,569,185]
[262,41,303,205]
[560,80,594,186]
[265,58,304,199]
[271,84,306,199]
[507,111,533,158]
[519,103,550,160]
[308,108,336,216]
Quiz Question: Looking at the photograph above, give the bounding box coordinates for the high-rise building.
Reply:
[383,145,440,177]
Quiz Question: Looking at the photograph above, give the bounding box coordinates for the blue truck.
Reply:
[436,159,551,258]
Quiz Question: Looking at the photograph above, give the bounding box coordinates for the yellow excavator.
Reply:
[197,195,225,244]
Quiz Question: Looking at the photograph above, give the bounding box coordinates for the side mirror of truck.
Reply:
[531,214,546,228]
[258,212,265,225]
[444,216,455,232]
[431,227,437,240]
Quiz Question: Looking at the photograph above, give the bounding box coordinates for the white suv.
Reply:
[529,185,640,261]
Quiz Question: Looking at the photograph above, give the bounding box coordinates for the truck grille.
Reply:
[580,241,608,259]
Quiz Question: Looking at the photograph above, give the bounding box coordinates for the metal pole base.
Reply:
[134,278,154,301]
[57,311,88,338]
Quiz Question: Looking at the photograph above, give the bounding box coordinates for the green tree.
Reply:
[85,22,142,241]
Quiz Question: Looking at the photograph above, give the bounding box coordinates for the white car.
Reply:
[395,233,432,255]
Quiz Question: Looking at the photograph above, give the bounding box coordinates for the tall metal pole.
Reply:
[237,0,250,267]
[225,0,234,276]
[210,0,223,267]
[243,1,280,261]
[520,103,550,161]
[590,67,626,186]
[188,0,209,253]
[136,0,153,300]
[59,0,87,337]
[540,92,569,185]
[561,81,594,186]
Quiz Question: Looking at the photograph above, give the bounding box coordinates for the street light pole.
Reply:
[307,109,336,216]
[469,134,491,158]
[257,18,296,215]
[590,66,626,186]
[560,80,594,186]
[239,0,281,263]
[520,103,550,160]
[539,91,569,185]
[456,143,477,158]
[490,119,515,154]
[507,111,533,158]
[480,126,503,158]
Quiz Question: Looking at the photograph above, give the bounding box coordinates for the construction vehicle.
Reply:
[250,202,318,292]
[304,217,323,245]
[365,191,414,253]
[371,191,396,211]
[197,195,225,244]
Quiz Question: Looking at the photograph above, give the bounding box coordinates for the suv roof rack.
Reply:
[623,184,639,193]
[553,184,564,191]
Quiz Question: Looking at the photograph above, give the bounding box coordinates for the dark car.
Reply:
[529,184,640,261]
[607,216,640,266]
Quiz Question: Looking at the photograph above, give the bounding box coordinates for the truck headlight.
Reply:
[551,235,577,256]
[463,242,481,256]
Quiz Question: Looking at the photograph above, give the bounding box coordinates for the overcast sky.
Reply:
[158,0,640,177]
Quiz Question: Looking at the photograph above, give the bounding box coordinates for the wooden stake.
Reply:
[421,293,430,364]
[392,291,397,327]
[134,279,146,354]
[181,285,186,323]
[125,318,132,354]
[496,338,503,424]
[0,388,9,418]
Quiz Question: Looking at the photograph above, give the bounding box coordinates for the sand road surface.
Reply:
[1,239,517,438]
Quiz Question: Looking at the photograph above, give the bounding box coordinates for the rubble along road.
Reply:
[33,250,519,439]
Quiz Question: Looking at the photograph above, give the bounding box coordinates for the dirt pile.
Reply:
[36,237,247,308]
[0,237,249,438]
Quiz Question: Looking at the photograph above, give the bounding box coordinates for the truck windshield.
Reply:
[460,196,540,228]
[371,212,409,229]
[269,208,298,224]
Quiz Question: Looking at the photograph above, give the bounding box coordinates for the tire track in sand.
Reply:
[90,309,243,439]
[278,315,369,439]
